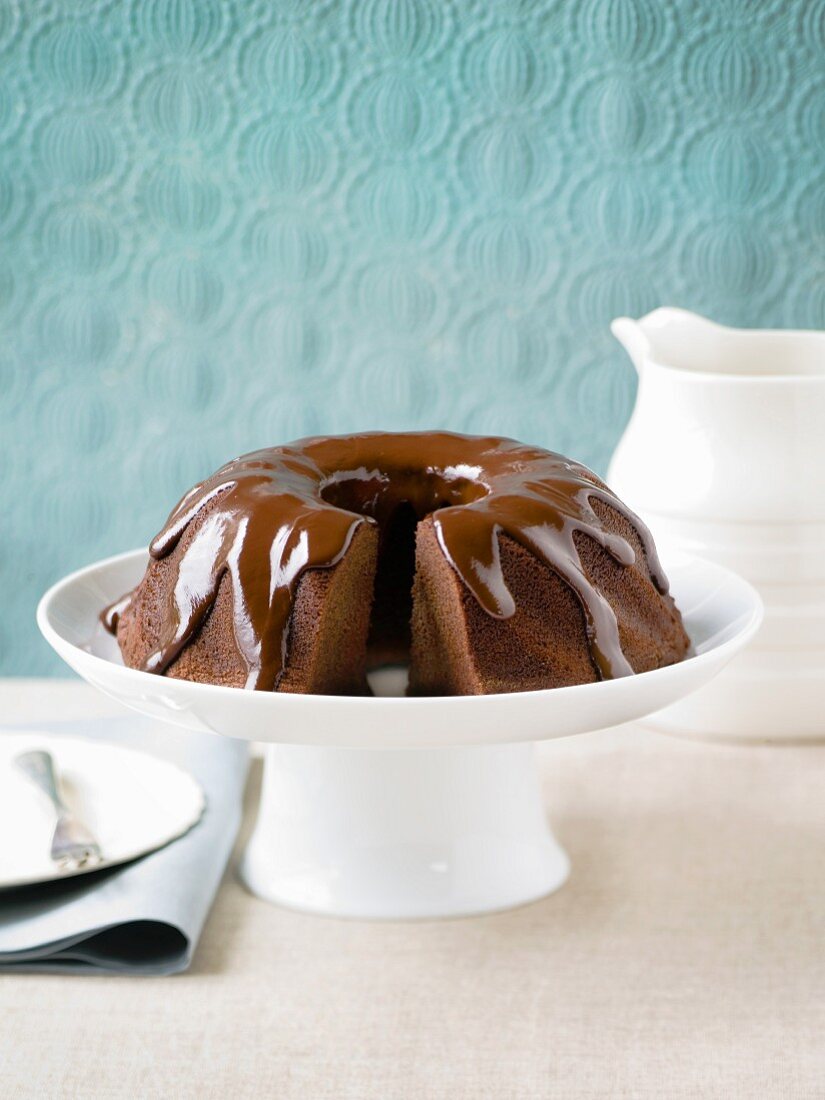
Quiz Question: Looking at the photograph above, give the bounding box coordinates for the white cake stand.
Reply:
[38,550,761,919]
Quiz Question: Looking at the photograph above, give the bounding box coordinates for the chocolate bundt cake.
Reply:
[104,432,689,695]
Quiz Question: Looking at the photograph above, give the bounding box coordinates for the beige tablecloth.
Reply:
[1,680,823,1099]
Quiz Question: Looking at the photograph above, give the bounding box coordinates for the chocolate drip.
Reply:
[104,432,669,690]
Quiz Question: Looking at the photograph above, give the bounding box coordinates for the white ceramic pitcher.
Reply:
[609,307,825,742]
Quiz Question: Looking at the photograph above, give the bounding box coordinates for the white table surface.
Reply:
[1,678,823,1099]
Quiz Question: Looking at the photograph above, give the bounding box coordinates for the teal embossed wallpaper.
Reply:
[2,0,823,674]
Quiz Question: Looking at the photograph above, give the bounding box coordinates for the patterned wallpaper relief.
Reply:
[2,0,824,672]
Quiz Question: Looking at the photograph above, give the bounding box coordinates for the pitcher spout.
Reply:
[610,316,649,375]
[613,307,726,374]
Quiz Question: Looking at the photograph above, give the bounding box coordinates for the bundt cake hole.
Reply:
[367,501,418,666]
[319,473,489,671]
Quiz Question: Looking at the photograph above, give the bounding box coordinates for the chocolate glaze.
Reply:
[104,431,669,690]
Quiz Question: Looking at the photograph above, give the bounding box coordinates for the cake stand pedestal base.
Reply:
[239,742,569,919]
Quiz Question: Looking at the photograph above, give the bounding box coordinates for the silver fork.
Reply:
[15,750,103,872]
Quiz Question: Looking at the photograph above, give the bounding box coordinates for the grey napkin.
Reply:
[0,716,249,975]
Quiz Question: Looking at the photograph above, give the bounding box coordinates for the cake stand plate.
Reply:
[38,551,761,919]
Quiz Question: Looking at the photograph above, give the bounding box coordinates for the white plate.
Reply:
[37,549,763,750]
[0,734,205,889]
